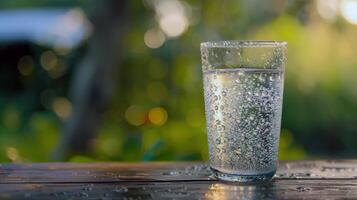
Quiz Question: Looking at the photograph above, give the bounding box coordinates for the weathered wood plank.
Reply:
[0,161,357,199]
[0,162,211,183]
[0,160,357,183]
[276,160,357,179]
[0,180,357,200]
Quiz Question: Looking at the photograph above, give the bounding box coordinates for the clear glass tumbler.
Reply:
[201,41,287,182]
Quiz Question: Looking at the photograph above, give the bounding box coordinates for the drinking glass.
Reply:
[201,40,287,182]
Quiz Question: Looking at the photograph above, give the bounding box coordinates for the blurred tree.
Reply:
[52,0,128,160]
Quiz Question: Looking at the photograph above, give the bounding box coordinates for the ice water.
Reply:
[203,68,284,177]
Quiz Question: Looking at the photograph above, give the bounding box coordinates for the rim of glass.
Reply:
[200,40,287,48]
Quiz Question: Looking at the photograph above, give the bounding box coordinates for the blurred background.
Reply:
[0,0,356,162]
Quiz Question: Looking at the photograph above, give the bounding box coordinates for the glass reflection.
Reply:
[204,183,276,200]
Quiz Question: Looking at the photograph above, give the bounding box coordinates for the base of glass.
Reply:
[211,167,275,183]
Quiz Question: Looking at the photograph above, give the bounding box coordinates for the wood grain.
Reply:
[0,160,356,199]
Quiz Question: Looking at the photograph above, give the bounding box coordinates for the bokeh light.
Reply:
[154,0,189,37]
[52,8,92,49]
[148,107,168,126]
[17,55,34,76]
[316,0,339,22]
[317,0,357,25]
[159,13,188,37]
[6,147,21,162]
[40,50,58,71]
[40,50,66,79]
[52,97,72,119]
[125,105,146,126]
[341,0,357,25]
[144,28,166,48]
[48,58,66,79]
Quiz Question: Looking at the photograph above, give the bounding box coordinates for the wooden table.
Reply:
[0,160,356,199]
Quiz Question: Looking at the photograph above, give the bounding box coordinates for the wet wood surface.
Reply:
[0,160,357,199]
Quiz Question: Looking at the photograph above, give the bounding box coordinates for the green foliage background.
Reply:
[0,0,357,162]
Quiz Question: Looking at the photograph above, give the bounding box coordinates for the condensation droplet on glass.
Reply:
[234,148,241,155]
[202,61,284,177]
[216,138,221,144]
[213,85,218,91]
[259,74,264,81]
